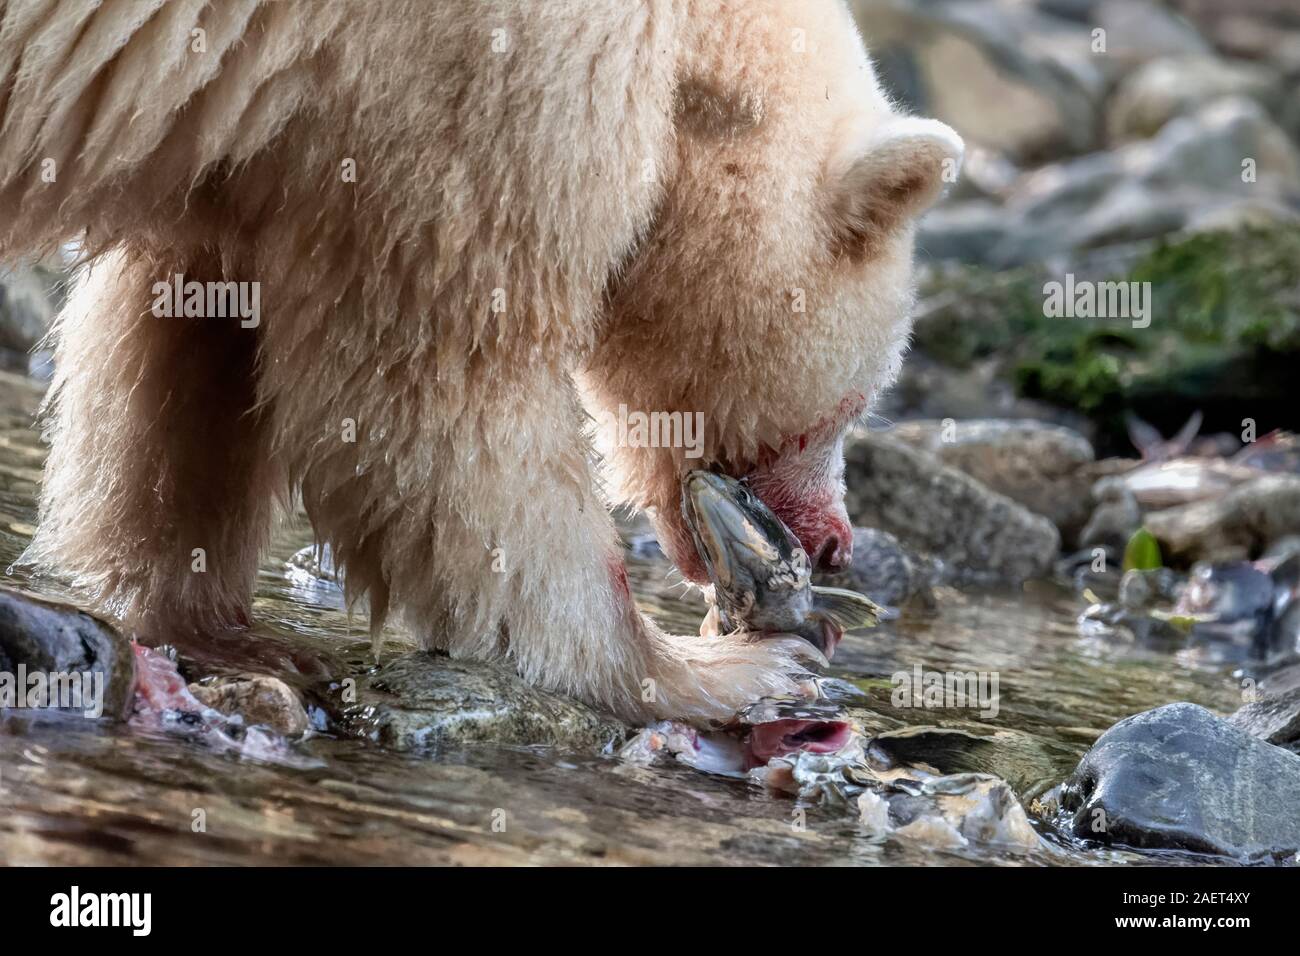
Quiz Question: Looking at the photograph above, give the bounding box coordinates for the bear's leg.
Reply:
[28,249,277,635]
[291,362,808,724]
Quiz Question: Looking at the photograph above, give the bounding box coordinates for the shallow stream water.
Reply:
[0,372,1246,865]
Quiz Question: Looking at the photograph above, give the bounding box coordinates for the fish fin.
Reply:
[811,586,884,631]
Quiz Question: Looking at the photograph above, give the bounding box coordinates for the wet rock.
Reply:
[1176,556,1300,660]
[1229,687,1300,748]
[1145,474,1300,563]
[1117,568,1183,611]
[866,724,1062,797]
[0,586,134,720]
[1059,702,1300,859]
[1106,55,1281,142]
[189,675,311,738]
[1077,601,1188,648]
[341,653,626,752]
[889,418,1098,540]
[844,431,1060,585]
[813,527,938,608]
[285,543,340,587]
[1061,547,1121,601]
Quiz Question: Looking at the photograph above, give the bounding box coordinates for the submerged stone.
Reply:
[189,675,311,738]
[341,652,626,752]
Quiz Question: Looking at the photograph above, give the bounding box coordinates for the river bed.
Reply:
[0,372,1246,865]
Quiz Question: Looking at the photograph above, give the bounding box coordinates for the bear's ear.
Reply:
[828,117,964,262]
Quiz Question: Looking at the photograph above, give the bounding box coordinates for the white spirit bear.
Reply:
[0,0,961,722]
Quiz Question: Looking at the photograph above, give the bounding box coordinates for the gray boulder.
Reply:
[1092,0,1212,66]
[888,418,1098,540]
[1229,687,1300,748]
[1059,702,1300,860]
[1107,55,1281,142]
[0,266,61,354]
[849,0,1105,160]
[1145,474,1300,563]
[0,586,135,721]
[985,97,1300,266]
[813,526,938,607]
[843,431,1060,585]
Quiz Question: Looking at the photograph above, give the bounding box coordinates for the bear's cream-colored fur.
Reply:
[0,0,960,723]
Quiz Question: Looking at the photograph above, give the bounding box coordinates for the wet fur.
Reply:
[0,0,959,723]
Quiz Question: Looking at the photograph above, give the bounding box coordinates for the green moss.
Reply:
[913,224,1300,452]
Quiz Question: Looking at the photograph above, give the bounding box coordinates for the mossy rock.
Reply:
[340,653,627,752]
[913,225,1300,454]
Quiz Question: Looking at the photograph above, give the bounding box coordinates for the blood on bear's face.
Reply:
[655,398,859,587]
[583,4,963,591]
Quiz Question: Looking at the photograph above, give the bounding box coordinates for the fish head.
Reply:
[681,470,812,633]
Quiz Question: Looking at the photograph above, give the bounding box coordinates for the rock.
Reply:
[1230,687,1300,748]
[1168,0,1300,63]
[1106,55,1281,142]
[1176,557,1300,661]
[1079,475,1141,551]
[1145,474,1300,563]
[1121,458,1259,510]
[285,543,340,586]
[1058,702,1300,860]
[340,653,626,752]
[189,675,311,737]
[916,200,1014,264]
[0,586,135,720]
[0,265,60,355]
[1136,97,1300,196]
[878,350,1096,439]
[1077,601,1188,648]
[813,527,938,607]
[850,0,1104,161]
[946,144,1021,202]
[843,431,1060,585]
[1035,0,1099,26]
[1266,536,1300,563]
[1093,0,1213,66]
[1117,567,1183,611]
[888,418,1098,539]
[986,98,1300,266]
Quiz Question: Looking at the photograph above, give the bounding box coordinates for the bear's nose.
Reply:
[813,535,850,573]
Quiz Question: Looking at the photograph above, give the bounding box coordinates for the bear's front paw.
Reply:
[641,629,818,726]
